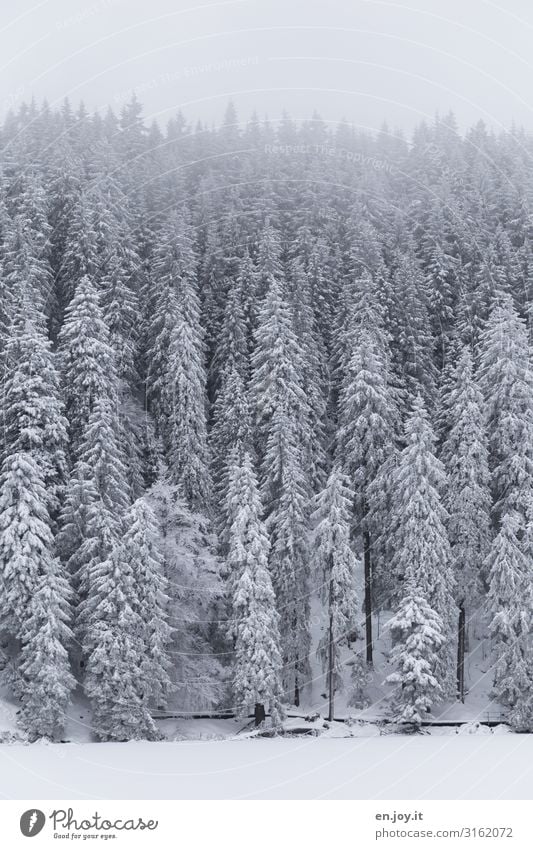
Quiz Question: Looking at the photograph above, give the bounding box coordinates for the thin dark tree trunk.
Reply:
[457,602,466,703]
[294,680,300,708]
[363,528,373,666]
[328,576,335,722]
[254,702,266,726]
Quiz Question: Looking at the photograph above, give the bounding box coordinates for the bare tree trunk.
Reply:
[364,528,373,666]
[254,702,266,726]
[457,602,466,703]
[325,570,336,721]
[328,607,334,722]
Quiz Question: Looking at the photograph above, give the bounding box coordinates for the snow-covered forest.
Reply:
[1,97,532,743]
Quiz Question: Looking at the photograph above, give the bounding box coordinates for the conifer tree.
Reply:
[388,395,456,693]
[209,258,249,397]
[336,274,398,664]
[2,302,68,521]
[288,256,328,492]
[251,276,312,703]
[227,453,283,726]
[18,558,75,741]
[0,451,74,737]
[99,232,141,389]
[486,513,531,709]
[82,497,172,732]
[145,210,195,426]
[56,460,99,578]
[386,249,438,408]
[0,202,13,357]
[313,467,360,719]
[386,575,445,725]
[165,267,211,509]
[81,498,172,741]
[58,276,117,456]
[265,417,311,706]
[211,364,252,548]
[441,348,492,698]
[251,276,309,480]
[0,452,56,641]
[2,211,53,322]
[66,397,130,623]
[479,293,533,528]
[57,191,100,307]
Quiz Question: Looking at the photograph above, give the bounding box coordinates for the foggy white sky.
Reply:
[2,0,533,134]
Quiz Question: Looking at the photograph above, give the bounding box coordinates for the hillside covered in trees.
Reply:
[1,98,532,741]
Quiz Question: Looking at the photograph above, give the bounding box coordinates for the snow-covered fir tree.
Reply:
[227,453,283,726]
[312,467,361,719]
[0,452,57,643]
[1,298,68,522]
[0,450,74,737]
[18,557,76,741]
[486,513,532,715]
[251,274,312,705]
[385,575,445,725]
[388,395,456,695]
[165,278,211,510]
[58,275,117,456]
[479,293,533,528]
[441,348,492,696]
[336,273,398,664]
[81,498,172,741]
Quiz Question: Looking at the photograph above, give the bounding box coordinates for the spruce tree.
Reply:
[388,395,456,693]
[265,416,311,706]
[486,513,531,710]
[288,255,328,492]
[165,269,211,510]
[211,364,252,549]
[120,498,173,709]
[58,275,117,456]
[66,397,130,624]
[479,293,533,527]
[57,191,100,307]
[251,275,312,703]
[18,558,75,741]
[0,451,74,737]
[336,274,398,664]
[2,177,53,319]
[386,575,445,725]
[313,467,360,719]
[80,497,172,738]
[227,453,283,726]
[145,210,195,426]
[441,348,492,698]
[1,303,68,522]
[98,229,141,389]
[0,452,55,640]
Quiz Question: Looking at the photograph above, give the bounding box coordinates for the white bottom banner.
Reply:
[1,800,531,848]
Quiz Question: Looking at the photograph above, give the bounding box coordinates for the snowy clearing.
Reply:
[1,736,532,800]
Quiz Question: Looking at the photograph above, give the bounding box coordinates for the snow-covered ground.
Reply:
[0,734,531,799]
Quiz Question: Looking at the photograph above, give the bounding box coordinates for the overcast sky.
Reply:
[2,0,533,135]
